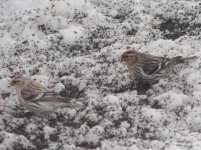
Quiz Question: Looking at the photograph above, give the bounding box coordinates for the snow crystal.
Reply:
[130,145,139,150]
[0,131,32,149]
[85,113,99,123]
[186,106,201,132]
[59,25,86,45]
[31,75,53,88]
[165,145,182,150]
[53,82,65,94]
[84,125,104,144]
[152,91,189,110]
[0,77,11,94]
[43,126,55,140]
[192,141,201,150]
[102,95,120,106]
[26,123,37,133]
[120,121,130,129]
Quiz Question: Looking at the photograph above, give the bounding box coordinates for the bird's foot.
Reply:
[136,81,154,95]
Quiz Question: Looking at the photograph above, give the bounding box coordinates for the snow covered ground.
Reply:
[0,0,201,149]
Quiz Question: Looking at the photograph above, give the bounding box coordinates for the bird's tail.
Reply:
[182,56,198,62]
[62,97,84,108]
[172,55,198,64]
[66,102,83,108]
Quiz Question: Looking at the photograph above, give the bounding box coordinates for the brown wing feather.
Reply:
[21,80,49,100]
[139,56,165,75]
[141,61,160,75]
[35,91,71,103]
[21,88,42,101]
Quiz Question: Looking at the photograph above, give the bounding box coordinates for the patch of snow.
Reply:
[43,126,55,140]
[26,123,37,133]
[59,25,86,45]
[53,82,65,94]
[0,77,11,94]
[0,131,33,149]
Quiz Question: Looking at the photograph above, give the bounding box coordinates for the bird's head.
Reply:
[121,49,138,65]
[10,76,29,89]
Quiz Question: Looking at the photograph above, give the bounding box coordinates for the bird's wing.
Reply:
[21,88,44,101]
[21,82,48,101]
[21,89,65,102]
[137,56,169,81]
[140,56,166,75]
[35,91,71,102]
[34,91,83,108]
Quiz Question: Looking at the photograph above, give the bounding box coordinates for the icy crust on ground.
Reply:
[0,0,201,149]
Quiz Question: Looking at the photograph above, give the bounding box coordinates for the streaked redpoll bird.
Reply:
[10,76,82,114]
[121,47,198,93]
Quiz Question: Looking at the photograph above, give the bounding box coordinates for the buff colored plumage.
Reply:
[11,76,82,114]
[121,47,198,93]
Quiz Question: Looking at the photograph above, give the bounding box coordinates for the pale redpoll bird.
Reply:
[121,47,198,92]
[10,76,82,114]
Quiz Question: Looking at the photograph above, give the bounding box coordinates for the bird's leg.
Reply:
[136,80,145,94]
[137,80,153,95]
[129,79,137,91]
